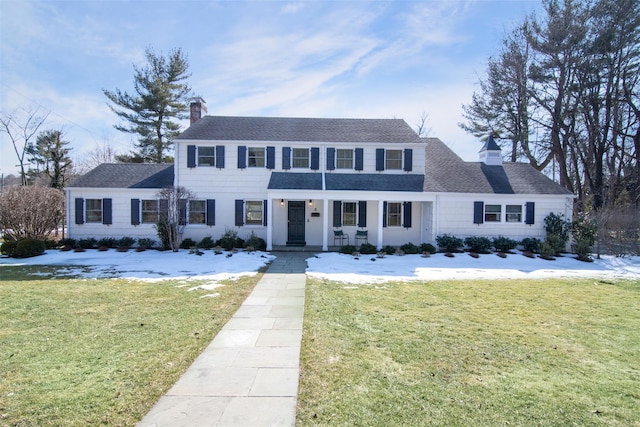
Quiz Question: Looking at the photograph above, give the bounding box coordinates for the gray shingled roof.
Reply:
[68,164,174,188]
[268,172,424,192]
[423,138,573,195]
[176,116,423,144]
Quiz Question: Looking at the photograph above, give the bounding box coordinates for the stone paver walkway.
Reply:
[137,252,308,427]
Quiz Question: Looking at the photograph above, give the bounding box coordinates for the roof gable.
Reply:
[176,116,423,144]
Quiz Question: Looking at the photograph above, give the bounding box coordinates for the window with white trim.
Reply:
[141,200,160,224]
[292,148,309,168]
[386,202,402,227]
[197,146,215,166]
[85,199,102,223]
[385,150,402,169]
[485,204,501,222]
[506,205,522,222]
[342,202,357,226]
[189,200,206,224]
[336,149,353,169]
[245,201,263,225]
[248,147,265,167]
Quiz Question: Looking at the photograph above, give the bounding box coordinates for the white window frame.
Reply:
[385,149,402,170]
[248,147,265,167]
[386,202,402,227]
[141,199,160,224]
[245,200,263,225]
[485,204,502,222]
[189,200,206,224]
[85,199,102,223]
[336,149,353,169]
[506,205,522,223]
[342,201,357,226]
[292,148,309,168]
[197,146,216,167]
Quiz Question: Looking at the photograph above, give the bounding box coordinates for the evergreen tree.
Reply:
[26,129,73,189]
[103,47,192,163]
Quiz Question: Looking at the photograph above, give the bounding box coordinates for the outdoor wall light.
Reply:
[280,199,284,206]
[308,199,313,206]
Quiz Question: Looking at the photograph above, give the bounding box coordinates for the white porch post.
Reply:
[322,198,329,251]
[377,199,384,250]
[266,198,273,251]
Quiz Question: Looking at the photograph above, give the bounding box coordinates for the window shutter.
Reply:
[235,200,244,226]
[263,200,268,226]
[237,146,247,169]
[187,145,196,168]
[102,198,112,225]
[310,147,320,170]
[216,146,225,168]
[358,201,367,228]
[404,149,413,172]
[206,199,215,226]
[383,201,388,227]
[266,146,275,169]
[326,147,335,170]
[525,202,535,225]
[376,149,385,171]
[282,147,291,169]
[355,148,364,171]
[333,201,342,227]
[159,199,168,222]
[473,201,484,224]
[178,200,187,225]
[75,198,84,224]
[403,201,412,228]
[131,199,140,225]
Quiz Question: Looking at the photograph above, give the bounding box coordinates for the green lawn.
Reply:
[0,267,262,426]
[297,277,640,427]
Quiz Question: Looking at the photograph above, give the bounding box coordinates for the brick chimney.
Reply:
[190,97,207,125]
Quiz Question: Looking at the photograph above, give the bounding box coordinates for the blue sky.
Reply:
[0,0,541,175]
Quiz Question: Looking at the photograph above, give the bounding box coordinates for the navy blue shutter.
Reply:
[131,199,140,225]
[179,200,187,225]
[376,149,385,171]
[326,147,335,170]
[75,198,84,224]
[525,202,535,225]
[474,201,484,224]
[403,201,412,228]
[237,146,247,169]
[159,199,168,222]
[102,198,112,225]
[187,145,196,168]
[263,200,268,226]
[404,149,413,172]
[383,201,388,227]
[310,147,320,170]
[282,147,291,169]
[358,201,367,228]
[235,200,244,226]
[216,146,225,168]
[355,148,364,171]
[206,199,215,226]
[333,201,342,227]
[266,146,275,169]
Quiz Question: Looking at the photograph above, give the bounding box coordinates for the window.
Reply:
[198,146,215,166]
[386,202,402,227]
[248,147,265,167]
[141,200,160,223]
[385,150,402,169]
[292,148,309,168]
[485,204,501,222]
[85,199,102,223]
[342,202,357,226]
[189,200,206,224]
[245,201,263,225]
[336,149,353,169]
[506,205,522,222]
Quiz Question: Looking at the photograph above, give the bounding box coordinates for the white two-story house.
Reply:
[66,99,574,251]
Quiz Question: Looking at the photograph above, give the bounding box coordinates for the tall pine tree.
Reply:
[26,129,73,189]
[104,47,192,163]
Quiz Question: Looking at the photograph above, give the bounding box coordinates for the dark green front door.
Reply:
[287,201,306,245]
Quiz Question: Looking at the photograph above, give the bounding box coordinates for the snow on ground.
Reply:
[1,248,639,284]
[305,252,640,284]
[0,249,275,282]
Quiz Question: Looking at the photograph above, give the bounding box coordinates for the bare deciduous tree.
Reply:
[0,106,49,185]
[0,186,65,241]
[155,186,194,252]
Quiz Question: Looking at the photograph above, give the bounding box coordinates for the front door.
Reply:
[287,201,306,245]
